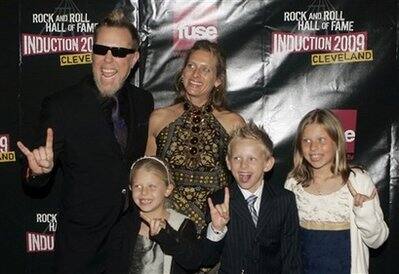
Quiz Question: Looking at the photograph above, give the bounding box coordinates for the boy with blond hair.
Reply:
[206,122,302,273]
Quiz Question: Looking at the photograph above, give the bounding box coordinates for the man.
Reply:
[17,9,153,274]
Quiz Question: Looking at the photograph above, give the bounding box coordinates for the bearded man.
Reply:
[18,9,153,274]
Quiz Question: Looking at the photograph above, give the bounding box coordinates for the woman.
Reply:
[146,40,245,232]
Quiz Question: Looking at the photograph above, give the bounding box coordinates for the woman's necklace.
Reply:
[183,99,213,155]
[183,99,213,115]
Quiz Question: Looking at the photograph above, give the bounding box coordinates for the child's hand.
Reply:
[347,180,377,207]
[208,187,230,231]
[140,212,167,236]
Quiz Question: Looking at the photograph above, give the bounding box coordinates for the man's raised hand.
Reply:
[17,128,54,176]
[208,187,230,231]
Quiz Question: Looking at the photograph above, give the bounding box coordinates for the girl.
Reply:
[285,109,389,274]
[119,156,198,274]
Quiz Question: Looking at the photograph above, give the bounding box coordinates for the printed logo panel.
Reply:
[272,3,373,66]
[173,2,218,51]
[21,0,97,66]
[332,109,357,159]
[0,134,16,163]
[26,213,58,253]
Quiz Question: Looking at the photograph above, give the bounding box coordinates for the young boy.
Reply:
[206,122,302,273]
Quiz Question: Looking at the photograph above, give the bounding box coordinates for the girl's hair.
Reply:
[288,108,351,186]
[130,156,173,186]
[174,40,227,109]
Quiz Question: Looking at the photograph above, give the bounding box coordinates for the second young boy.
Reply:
[207,122,302,273]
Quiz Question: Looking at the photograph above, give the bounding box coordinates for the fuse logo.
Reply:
[173,3,218,50]
[332,109,357,159]
[176,25,217,41]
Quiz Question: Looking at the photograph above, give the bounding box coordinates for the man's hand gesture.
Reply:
[17,128,54,176]
[208,187,230,231]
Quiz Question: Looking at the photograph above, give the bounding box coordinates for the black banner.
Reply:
[1,0,397,273]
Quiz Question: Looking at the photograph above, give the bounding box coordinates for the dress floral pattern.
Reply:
[156,103,229,232]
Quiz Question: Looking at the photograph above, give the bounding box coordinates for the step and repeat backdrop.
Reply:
[1,0,397,273]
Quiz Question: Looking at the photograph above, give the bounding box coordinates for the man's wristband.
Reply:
[27,168,40,179]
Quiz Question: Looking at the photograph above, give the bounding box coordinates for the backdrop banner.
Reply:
[1,0,396,273]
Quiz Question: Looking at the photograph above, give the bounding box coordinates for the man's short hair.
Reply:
[227,121,273,156]
[93,9,139,51]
